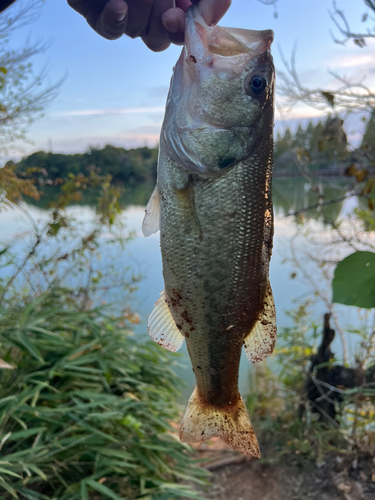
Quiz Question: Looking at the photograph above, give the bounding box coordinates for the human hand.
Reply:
[67,0,231,52]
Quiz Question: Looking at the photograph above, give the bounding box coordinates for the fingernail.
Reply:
[163,18,179,34]
[115,9,127,22]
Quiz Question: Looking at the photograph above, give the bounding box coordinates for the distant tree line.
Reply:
[8,111,375,184]
[274,111,375,171]
[10,145,158,186]
[274,115,349,170]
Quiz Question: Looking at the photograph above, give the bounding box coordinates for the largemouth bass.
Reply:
[143,6,276,457]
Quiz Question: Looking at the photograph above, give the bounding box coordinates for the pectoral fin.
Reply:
[244,281,277,363]
[142,185,160,237]
[148,290,185,352]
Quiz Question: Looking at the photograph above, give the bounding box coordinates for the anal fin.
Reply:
[244,281,277,363]
[148,290,184,352]
[142,185,160,237]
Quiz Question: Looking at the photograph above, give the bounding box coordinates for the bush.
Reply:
[0,288,207,500]
[246,303,375,464]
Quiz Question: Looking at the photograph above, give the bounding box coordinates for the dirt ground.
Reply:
[189,440,375,500]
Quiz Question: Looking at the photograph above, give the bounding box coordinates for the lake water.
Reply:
[0,177,369,398]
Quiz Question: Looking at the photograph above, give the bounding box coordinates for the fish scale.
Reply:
[143,5,276,457]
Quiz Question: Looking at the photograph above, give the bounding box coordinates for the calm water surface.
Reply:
[0,177,365,397]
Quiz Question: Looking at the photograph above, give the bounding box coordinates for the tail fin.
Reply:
[179,387,260,457]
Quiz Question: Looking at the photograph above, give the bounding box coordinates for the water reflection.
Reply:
[24,175,356,222]
[0,176,364,398]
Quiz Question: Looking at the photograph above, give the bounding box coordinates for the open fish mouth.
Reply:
[163,5,275,175]
[185,6,273,71]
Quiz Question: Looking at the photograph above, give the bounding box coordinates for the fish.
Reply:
[142,6,276,457]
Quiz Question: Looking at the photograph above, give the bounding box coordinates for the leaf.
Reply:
[86,480,123,500]
[0,247,9,257]
[27,464,47,481]
[332,251,375,308]
[354,37,366,48]
[321,91,335,107]
[7,427,46,441]
[80,481,88,500]
[0,467,22,478]
[0,478,18,498]
[0,358,14,369]
[16,332,44,362]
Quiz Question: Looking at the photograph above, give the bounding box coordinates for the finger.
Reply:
[175,0,191,12]
[198,0,231,26]
[125,0,154,38]
[93,0,129,40]
[162,7,185,45]
[68,0,106,19]
[142,0,174,52]
[68,0,128,39]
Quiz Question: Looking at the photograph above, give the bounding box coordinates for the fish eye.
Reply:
[248,75,267,96]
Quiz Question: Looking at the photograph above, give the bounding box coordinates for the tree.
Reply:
[361,108,375,163]
[270,0,375,115]
[0,0,59,156]
[292,124,306,149]
[259,0,375,445]
[274,127,292,158]
[309,121,324,153]
[263,0,374,219]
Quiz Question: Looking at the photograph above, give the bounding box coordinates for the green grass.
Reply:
[0,288,208,500]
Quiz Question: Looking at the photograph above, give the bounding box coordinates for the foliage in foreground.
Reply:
[246,303,375,464]
[0,289,207,500]
[332,251,375,309]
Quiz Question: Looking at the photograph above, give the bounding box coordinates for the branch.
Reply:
[278,49,375,114]
[290,236,349,364]
[330,0,375,47]
[289,192,367,217]
[0,0,44,35]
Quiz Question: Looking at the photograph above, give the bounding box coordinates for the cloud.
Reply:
[328,53,375,71]
[57,107,165,117]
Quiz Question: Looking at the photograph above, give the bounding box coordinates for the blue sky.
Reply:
[5,0,375,157]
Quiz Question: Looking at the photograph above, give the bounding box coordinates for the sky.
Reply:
[4,0,375,158]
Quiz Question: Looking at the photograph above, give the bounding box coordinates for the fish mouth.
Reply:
[186,6,273,63]
[169,7,274,97]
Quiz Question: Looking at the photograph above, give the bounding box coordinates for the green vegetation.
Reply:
[0,166,207,500]
[246,303,375,464]
[10,112,368,190]
[0,1,58,156]
[1,1,374,498]
[274,116,349,170]
[12,145,158,186]
[332,251,375,309]
[0,288,207,500]
[362,108,375,165]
